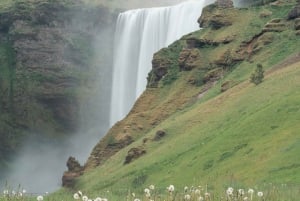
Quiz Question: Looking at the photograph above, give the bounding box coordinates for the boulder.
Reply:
[124,147,146,164]
[62,156,83,188]
[288,5,300,20]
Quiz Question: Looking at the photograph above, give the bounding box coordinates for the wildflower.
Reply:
[257,192,263,197]
[244,197,249,201]
[184,186,189,193]
[95,197,102,201]
[18,192,23,197]
[3,190,9,195]
[247,189,254,195]
[226,187,234,196]
[78,191,83,196]
[74,193,80,200]
[149,185,155,190]
[144,188,150,194]
[134,199,141,201]
[205,192,210,198]
[145,192,151,198]
[88,199,93,201]
[198,196,204,201]
[37,195,44,201]
[82,195,88,201]
[238,189,245,196]
[168,185,175,193]
[102,198,108,201]
[195,189,201,195]
[184,194,191,200]
[22,189,26,194]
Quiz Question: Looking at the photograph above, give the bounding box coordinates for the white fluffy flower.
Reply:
[195,189,201,195]
[134,199,141,201]
[257,191,263,197]
[3,190,9,195]
[22,189,26,194]
[149,185,155,190]
[184,194,191,200]
[88,199,92,201]
[198,196,204,201]
[184,186,189,192]
[102,198,108,201]
[248,189,254,194]
[73,193,80,200]
[226,187,234,196]
[243,197,249,201]
[37,195,44,201]
[168,185,175,192]
[238,189,245,196]
[145,192,151,198]
[144,188,150,194]
[205,192,210,198]
[95,197,102,201]
[78,191,83,196]
[82,195,88,201]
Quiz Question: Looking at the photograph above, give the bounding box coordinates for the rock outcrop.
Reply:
[62,156,83,188]
[198,3,235,29]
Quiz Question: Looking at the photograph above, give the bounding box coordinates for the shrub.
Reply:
[250,63,264,85]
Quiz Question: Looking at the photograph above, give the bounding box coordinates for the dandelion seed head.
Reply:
[184,194,191,200]
[37,195,44,201]
[73,193,80,200]
[95,197,102,201]
[243,196,249,201]
[226,187,233,196]
[184,186,189,192]
[257,191,263,197]
[149,185,155,190]
[134,198,141,201]
[82,195,88,201]
[198,196,204,201]
[195,189,201,195]
[22,189,26,194]
[144,188,150,194]
[205,192,210,197]
[3,190,9,195]
[102,198,108,201]
[238,189,245,196]
[248,189,254,194]
[168,185,175,192]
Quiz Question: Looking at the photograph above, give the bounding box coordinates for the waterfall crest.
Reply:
[110,0,206,126]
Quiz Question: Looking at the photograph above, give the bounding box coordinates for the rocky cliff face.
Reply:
[83,0,299,179]
[0,0,115,173]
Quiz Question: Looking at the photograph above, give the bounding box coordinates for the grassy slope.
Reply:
[57,2,300,200]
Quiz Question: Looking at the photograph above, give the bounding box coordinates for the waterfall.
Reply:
[110,0,207,126]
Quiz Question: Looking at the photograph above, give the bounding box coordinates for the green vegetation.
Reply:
[52,1,300,200]
[250,63,264,85]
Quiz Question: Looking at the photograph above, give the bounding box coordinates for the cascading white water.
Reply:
[110,0,209,126]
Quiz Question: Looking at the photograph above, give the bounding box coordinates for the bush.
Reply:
[250,63,264,85]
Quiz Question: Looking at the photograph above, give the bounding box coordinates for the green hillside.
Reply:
[53,1,300,200]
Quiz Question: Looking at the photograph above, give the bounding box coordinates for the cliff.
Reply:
[0,0,115,173]
[74,0,300,196]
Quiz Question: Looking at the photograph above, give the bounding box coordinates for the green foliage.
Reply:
[250,63,264,85]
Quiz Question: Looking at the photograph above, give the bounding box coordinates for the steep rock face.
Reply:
[198,3,235,29]
[0,0,115,172]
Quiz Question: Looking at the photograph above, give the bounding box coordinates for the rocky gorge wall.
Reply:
[0,0,116,181]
